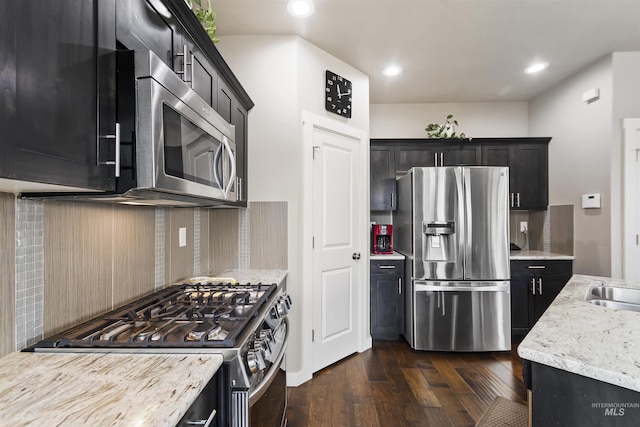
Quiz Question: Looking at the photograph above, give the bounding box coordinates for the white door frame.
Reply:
[292,110,371,386]
[622,118,640,281]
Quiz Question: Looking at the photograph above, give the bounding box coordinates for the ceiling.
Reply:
[211,0,640,104]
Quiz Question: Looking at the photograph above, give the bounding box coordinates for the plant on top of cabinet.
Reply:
[425,114,468,139]
[187,0,219,43]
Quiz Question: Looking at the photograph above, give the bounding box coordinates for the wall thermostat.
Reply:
[582,193,601,209]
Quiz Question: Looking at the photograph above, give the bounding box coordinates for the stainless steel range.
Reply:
[26,278,291,427]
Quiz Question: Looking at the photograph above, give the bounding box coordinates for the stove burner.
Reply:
[49,281,278,349]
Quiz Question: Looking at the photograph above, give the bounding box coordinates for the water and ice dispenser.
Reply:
[422,221,457,262]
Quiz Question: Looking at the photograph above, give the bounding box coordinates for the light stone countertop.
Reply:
[510,250,575,260]
[518,274,640,392]
[370,251,406,261]
[0,269,288,426]
[213,269,288,286]
[0,352,223,426]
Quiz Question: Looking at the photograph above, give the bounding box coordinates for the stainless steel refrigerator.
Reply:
[394,166,511,351]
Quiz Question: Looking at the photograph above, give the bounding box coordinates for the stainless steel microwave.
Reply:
[23,49,237,207]
[114,49,237,206]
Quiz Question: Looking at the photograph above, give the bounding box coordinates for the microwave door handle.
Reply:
[223,137,236,199]
[213,144,223,191]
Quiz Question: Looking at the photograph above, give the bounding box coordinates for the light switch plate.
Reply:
[179,227,187,247]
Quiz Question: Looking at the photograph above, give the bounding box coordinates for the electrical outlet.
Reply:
[520,221,528,233]
[179,227,187,247]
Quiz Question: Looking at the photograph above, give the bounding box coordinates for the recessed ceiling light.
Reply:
[287,0,315,18]
[383,65,403,76]
[525,62,549,74]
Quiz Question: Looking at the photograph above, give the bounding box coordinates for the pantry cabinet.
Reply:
[370,259,405,340]
[510,259,573,337]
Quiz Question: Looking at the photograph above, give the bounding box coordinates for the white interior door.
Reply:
[623,119,640,282]
[311,125,362,373]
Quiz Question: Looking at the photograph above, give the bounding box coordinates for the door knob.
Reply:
[352,252,361,260]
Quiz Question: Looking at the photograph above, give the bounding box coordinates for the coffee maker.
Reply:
[372,224,393,254]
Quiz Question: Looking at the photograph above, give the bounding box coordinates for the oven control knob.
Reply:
[247,350,266,374]
[255,338,272,359]
[276,301,288,317]
[282,294,292,309]
[260,329,273,344]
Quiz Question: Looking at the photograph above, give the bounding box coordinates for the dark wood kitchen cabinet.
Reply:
[393,139,479,171]
[370,139,480,211]
[370,145,396,211]
[1,0,117,190]
[510,259,573,337]
[480,138,549,210]
[2,0,252,203]
[370,259,405,340]
[116,0,220,110]
[120,0,252,205]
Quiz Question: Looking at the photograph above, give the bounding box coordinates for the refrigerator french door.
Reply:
[395,166,511,351]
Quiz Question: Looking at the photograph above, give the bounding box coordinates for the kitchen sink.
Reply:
[586,282,640,312]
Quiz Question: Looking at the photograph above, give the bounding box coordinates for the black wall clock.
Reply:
[325,70,352,118]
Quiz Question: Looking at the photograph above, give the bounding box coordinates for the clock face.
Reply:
[325,70,352,118]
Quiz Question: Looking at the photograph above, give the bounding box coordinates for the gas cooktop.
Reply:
[31,281,278,349]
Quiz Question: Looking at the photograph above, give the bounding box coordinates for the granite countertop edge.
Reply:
[370,251,406,260]
[510,250,575,260]
[518,274,640,393]
[0,352,224,426]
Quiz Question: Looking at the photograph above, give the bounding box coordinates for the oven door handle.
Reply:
[248,317,289,407]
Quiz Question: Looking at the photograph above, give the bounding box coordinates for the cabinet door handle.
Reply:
[98,122,121,177]
[531,278,536,295]
[176,45,193,87]
[378,265,396,269]
[538,278,543,295]
[440,152,443,166]
[390,193,394,208]
[517,192,521,208]
[434,153,438,166]
[398,278,402,295]
[528,266,546,269]
[511,193,514,208]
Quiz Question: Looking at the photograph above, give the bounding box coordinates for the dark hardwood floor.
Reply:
[286,339,527,426]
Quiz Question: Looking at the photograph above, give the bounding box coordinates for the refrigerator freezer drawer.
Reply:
[412,283,511,351]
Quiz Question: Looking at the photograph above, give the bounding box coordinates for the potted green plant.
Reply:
[187,0,219,43]
[425,114,468,139]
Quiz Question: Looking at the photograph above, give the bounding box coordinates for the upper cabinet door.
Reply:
[439,144,480,166]
[3,0,116,190]
[394,145,437,171]
[116,0,182,70]
[370,145,396,211]
[480,138,549,211]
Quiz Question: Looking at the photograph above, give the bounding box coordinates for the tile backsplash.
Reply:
[0,194,288,356]
[15,199,44,350]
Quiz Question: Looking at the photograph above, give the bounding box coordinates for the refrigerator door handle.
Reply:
[463,168,473,277]
[415,283,510,292]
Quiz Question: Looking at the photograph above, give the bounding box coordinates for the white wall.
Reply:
[529,52,640,278]
[215,35,370,383]
[529,56,614,276]
[370,102,529,138]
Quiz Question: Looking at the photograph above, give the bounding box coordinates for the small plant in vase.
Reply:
[188,0,220,43]
[425,114,468,139]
